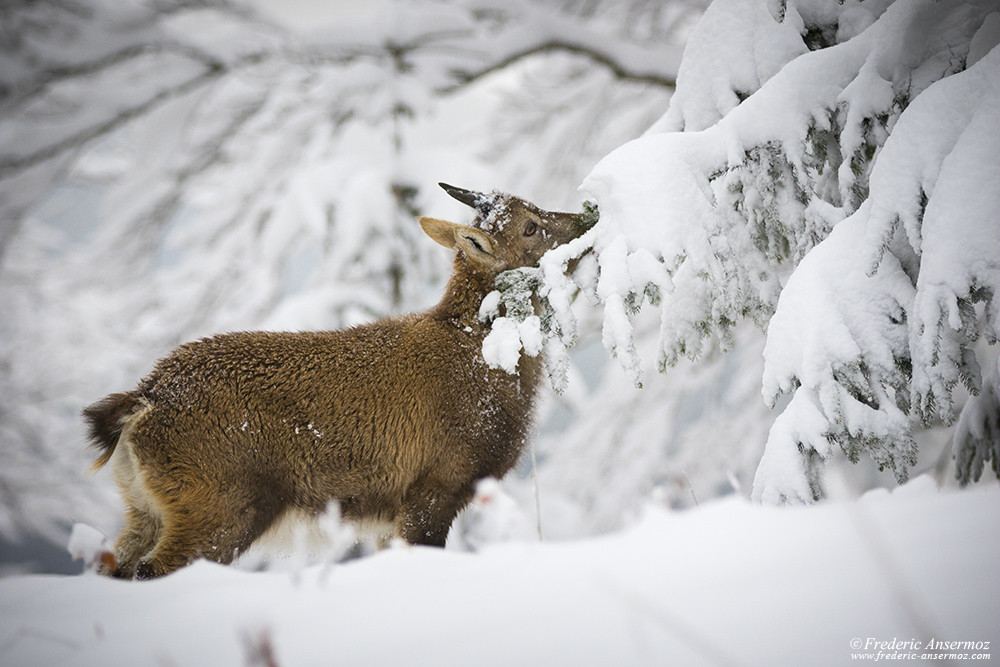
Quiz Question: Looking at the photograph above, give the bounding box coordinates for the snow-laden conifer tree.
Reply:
[507,0,1000,509]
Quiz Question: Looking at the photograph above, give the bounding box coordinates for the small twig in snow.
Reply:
[530,438,543,541]
[241,627,280,667]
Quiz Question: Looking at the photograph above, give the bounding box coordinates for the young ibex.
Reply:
[84,183,585,578]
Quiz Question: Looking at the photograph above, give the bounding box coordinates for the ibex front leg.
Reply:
[398,478,473,547]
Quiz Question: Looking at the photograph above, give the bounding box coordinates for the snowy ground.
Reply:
[1,477,997,666]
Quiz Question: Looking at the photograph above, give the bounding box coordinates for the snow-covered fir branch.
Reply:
[574,0,1000,503]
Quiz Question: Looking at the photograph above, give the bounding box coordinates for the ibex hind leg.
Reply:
[104,424,165,577]
[110,505,162,578]
[134,491,285,579]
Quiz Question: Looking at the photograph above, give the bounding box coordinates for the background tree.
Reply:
[0,0,703,559]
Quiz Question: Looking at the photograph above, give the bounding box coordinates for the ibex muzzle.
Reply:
[83,183,583,579]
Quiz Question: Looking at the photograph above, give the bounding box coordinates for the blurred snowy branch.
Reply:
[0,0,697,199]
[0,0,699,549]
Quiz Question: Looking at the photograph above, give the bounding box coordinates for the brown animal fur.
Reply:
[83,184,583,579]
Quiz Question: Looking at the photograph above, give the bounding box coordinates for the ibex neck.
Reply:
[431,254,544,394]
[431,255,496,329]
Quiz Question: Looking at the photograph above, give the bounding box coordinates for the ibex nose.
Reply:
[439,182,494,216]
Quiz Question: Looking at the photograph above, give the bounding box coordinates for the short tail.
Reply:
[82,391,144,471]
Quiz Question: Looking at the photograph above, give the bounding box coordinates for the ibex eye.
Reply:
[524,222,538,237]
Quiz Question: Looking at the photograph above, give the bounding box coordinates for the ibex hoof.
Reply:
[134,560,159,580]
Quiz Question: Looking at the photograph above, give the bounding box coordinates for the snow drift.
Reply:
[1,479,997,666]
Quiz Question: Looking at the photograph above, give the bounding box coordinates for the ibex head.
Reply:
[420,183,584,277]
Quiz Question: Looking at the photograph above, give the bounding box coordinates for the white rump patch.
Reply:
[109,400,162,520]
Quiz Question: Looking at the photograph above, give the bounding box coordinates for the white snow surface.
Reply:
[2,478,998,666]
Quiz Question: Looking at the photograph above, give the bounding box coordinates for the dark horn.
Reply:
[439,182,492,215]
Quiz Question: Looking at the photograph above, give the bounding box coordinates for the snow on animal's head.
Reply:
[420,183,584,276]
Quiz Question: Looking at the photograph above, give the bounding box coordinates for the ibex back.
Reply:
[84,183,585,578]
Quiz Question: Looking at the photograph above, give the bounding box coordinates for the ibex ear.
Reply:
[453,226,496,266]
[419,217,460,249]
[419,217,497,266]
